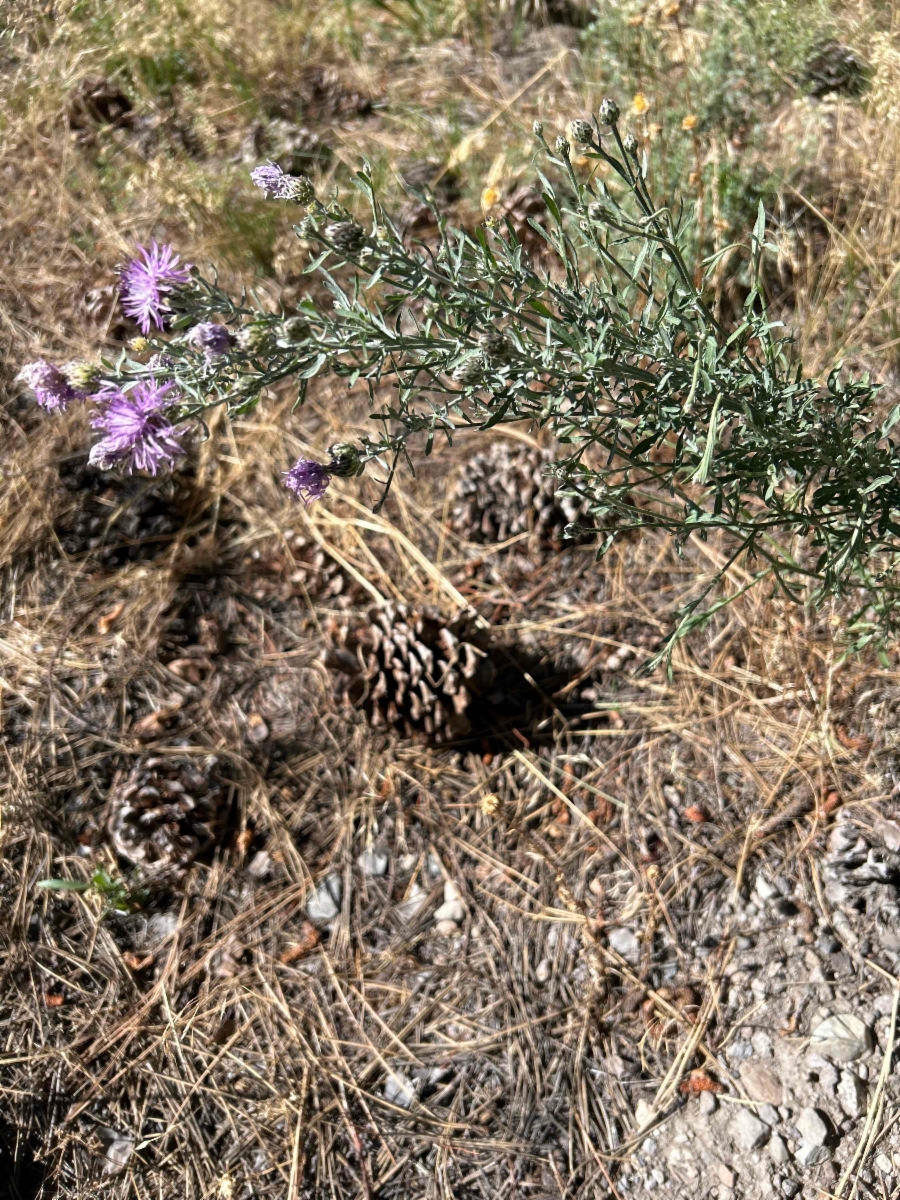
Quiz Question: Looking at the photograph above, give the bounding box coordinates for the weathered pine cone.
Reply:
[325,604,496,741]
[450,440,589,547]
[496,0,593,27]
[108,755,226,875]
[822,811,900,923]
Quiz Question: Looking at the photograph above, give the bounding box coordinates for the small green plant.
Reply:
[20,99,900,666]
[37,867,142,914]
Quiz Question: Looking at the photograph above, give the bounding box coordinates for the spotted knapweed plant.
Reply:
[20,103,900,666]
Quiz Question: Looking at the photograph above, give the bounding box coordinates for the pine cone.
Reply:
[496,0,592,26]
[67,77,133,133]
[108,755,226,875]
[248,534,360,607]
[822,812,900,917]
[55,460,188,565]
[325,604,496,741]
[302,65,374,120]
[802,41,869,97]
[450,441,589,548]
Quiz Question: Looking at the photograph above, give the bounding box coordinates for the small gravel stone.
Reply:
[384,1072,417,1108]
[875,1152,893,1175]
[727,1040,754,1062]
[732,1108,769,1150]
[698,1090,718,1115]
[796,1144,829,1168]
[634,1100,657,1130]
[246,850,272,878]
[837,1071,867,1118]
[358,849,388,877]
[810,1013,874,1062]
[769,1134,789,1165]
[535,958,552,984]
[781,1182,801,1198]
[752,1031,774,1057]
[759,1104,780,1126]
[434,919,460,937]
[740,1061,784,1105]
[796,1107,829,1147]
[755,876,778,901]
[609,927,640,961]
[717,1163,737,1188]
[306,874,342,923]
[434,899,465,923]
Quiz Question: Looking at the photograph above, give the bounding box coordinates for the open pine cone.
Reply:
[108,755,227,875]
[325,604,496,741]
[497,0,592,25]
[450,441,588,547]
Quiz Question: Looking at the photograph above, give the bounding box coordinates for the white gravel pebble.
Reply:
[306,874,342,923]
[384,1073,417,1108]
[731,1108,769,1150]
[358,849,389,877]
[796,1107,829,1147]
[434,899,465,923]
[768,1134,789,1165]
[608,927,640,961]
[810,1013,873,1062]
[837,1070,867,1118]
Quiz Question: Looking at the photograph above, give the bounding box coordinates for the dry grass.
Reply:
[4,1,900,1197]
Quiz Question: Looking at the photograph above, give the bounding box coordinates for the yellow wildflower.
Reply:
[481,186,500,211]
[633,92,651,115]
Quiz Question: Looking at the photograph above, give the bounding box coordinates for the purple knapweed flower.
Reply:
[250,161,316,204]
[187,322,232,358]
[89,379,187,476]
[17,360,85,412]
[250,161,286,197]
[283,457,331,505]
[119,241,191,334]
[147,352,176,372]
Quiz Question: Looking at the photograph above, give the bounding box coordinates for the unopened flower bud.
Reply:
[147,352,176,371]
[276,316,311,347]
[452,354,486,385]
[423,301,440,320]
[236,322,276,355]
[327,442,361,477]
[325,220,366,253]
[187,322,232,358]
[623,132,638,156]
[599,98,620,126]
[61,360,100,391]
[555,135,571,158]
[570,119,594,144]
[587,202,605,222]
[128,336,150,354]
[533,120,544,137]
[280,173,316,205]
[478,325,513,362]
[563,522,584,541]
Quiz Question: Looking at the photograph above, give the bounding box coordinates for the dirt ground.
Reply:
[4,3,900,1199]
